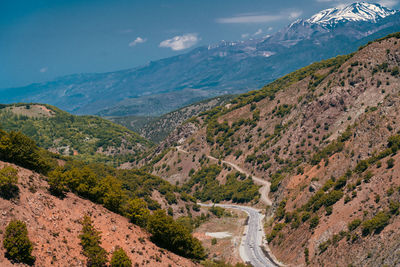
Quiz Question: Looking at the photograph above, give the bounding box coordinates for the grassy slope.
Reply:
[0,103,152,165]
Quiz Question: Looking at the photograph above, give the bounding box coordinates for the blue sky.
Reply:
[1,0,399,88]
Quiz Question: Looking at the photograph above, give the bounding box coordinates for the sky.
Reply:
[1,0,400,88]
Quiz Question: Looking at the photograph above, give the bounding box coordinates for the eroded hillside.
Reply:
[0,161,197,267]
[143,34,400,266]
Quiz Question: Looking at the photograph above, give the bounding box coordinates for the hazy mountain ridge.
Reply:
[1,3,400,117]
[108,95,234,143]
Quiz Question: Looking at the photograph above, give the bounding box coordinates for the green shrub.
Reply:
[323,190,344,207]
[304,248,310,265]
[270,173,284,192]
[309,216,319,229]
[3,220,35,265]
[147,210,206,260]
[0,166,19,199]
[126,198,150,228]
[301,212,311,222]
[348,219,362,231]
[387,158,395,169]
[47,169,69,197]
[361,212,391,235]
[389,201,400,215]
[334,176,347,190]
[110,247,132,267]
[79,216,108,267]
[210,206,227,218]
[0,130,50,174]
[275,200,287,221]
[355,160,368,173]
[388,135,400,152]
[318,239,331,254]
[267,223,286,242]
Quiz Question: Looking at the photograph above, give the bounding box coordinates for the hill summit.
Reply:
[306,2,396,26]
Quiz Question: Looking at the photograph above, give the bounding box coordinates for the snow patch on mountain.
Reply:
[306,2,396,26]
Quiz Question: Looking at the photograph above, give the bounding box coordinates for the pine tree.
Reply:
[79,216,108,267]
[3,220,35,265]
[110,247,132,267]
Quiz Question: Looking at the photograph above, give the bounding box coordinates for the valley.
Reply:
[2,3,400,266]
[141,33,400,266]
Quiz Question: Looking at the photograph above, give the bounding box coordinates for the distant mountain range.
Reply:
[1,2,400,116]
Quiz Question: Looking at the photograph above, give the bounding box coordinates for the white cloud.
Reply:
[315,0,398,8]
[217,14,283,23]
[217,10,303,24]
[253,29,263,36]
[289,11,303,19]
[159,33,199,51]
[129,37,147,47]
[39,67,48,73]
[119,29,133,34]
[241,33,250,38]
[379,0,398,7]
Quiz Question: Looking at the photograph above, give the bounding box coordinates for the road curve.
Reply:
[175,146,280,266]
[200,203,278,267]
[176,146,272,206]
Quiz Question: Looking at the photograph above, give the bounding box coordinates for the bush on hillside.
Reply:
[0,166,19,199]
[110,247,132,267]
[348,219,362,231]
[3,220,35,265]
[147,210,206,260]
[0,130,50,174]
[361,211,391,235]
[125,198,150,228]
[79,215,108,267]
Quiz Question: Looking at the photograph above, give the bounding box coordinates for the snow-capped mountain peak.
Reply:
[306,2,397,26]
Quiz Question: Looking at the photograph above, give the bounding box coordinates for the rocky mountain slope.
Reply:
[0,103,151,165]
[1,3,399,117]
[0,161,197,267]
[142,33,400,266]
[109,95,233,143]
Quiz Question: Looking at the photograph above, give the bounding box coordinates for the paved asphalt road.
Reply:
[176,146,278,266]
[200,203,278,267]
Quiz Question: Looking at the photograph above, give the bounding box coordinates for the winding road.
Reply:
[200,203,279,267]
[176,146,272,206]
[176,146,280,266]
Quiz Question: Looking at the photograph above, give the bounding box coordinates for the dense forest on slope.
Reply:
[145,33,400,266]
[0,103,152,165]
